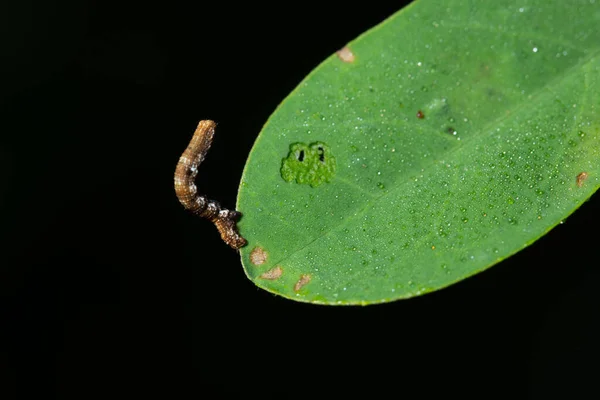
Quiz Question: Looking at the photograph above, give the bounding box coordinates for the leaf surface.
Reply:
[236,0,600,304]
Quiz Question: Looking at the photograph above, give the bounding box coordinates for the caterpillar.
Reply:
[174,120,247,249]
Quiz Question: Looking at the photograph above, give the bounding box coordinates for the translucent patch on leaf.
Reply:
[280,142,336,187]
[250,247,268,265]
[294,274,311,292]
[259,266,283,280]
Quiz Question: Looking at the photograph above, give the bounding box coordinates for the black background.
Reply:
[1,1,598,398]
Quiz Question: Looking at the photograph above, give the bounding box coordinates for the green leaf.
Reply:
[236,0,600,305]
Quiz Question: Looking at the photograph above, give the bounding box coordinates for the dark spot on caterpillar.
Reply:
[576,171,588,187]
[416,110,425,119]
[297,150,305,162]
[174,120,247,249]
[259,266,283,280]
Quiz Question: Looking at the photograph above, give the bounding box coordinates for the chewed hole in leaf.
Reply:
[294,274,311,292]
[317,146,325,162]
[576,172,589,187]
[259,266,283,280]
[336,46,355,63]
[250,247,268,265]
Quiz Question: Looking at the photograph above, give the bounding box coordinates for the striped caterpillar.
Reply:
[174,120,247,249]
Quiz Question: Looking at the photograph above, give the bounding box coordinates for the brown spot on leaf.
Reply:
[576,172,588,187]
[250,247,268,265]
[259,266,283,280]
[294,274,311,292]
[416,110,425,119]
[336,46,355,63]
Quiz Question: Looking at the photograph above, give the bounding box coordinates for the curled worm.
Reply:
[174,120,247,249]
